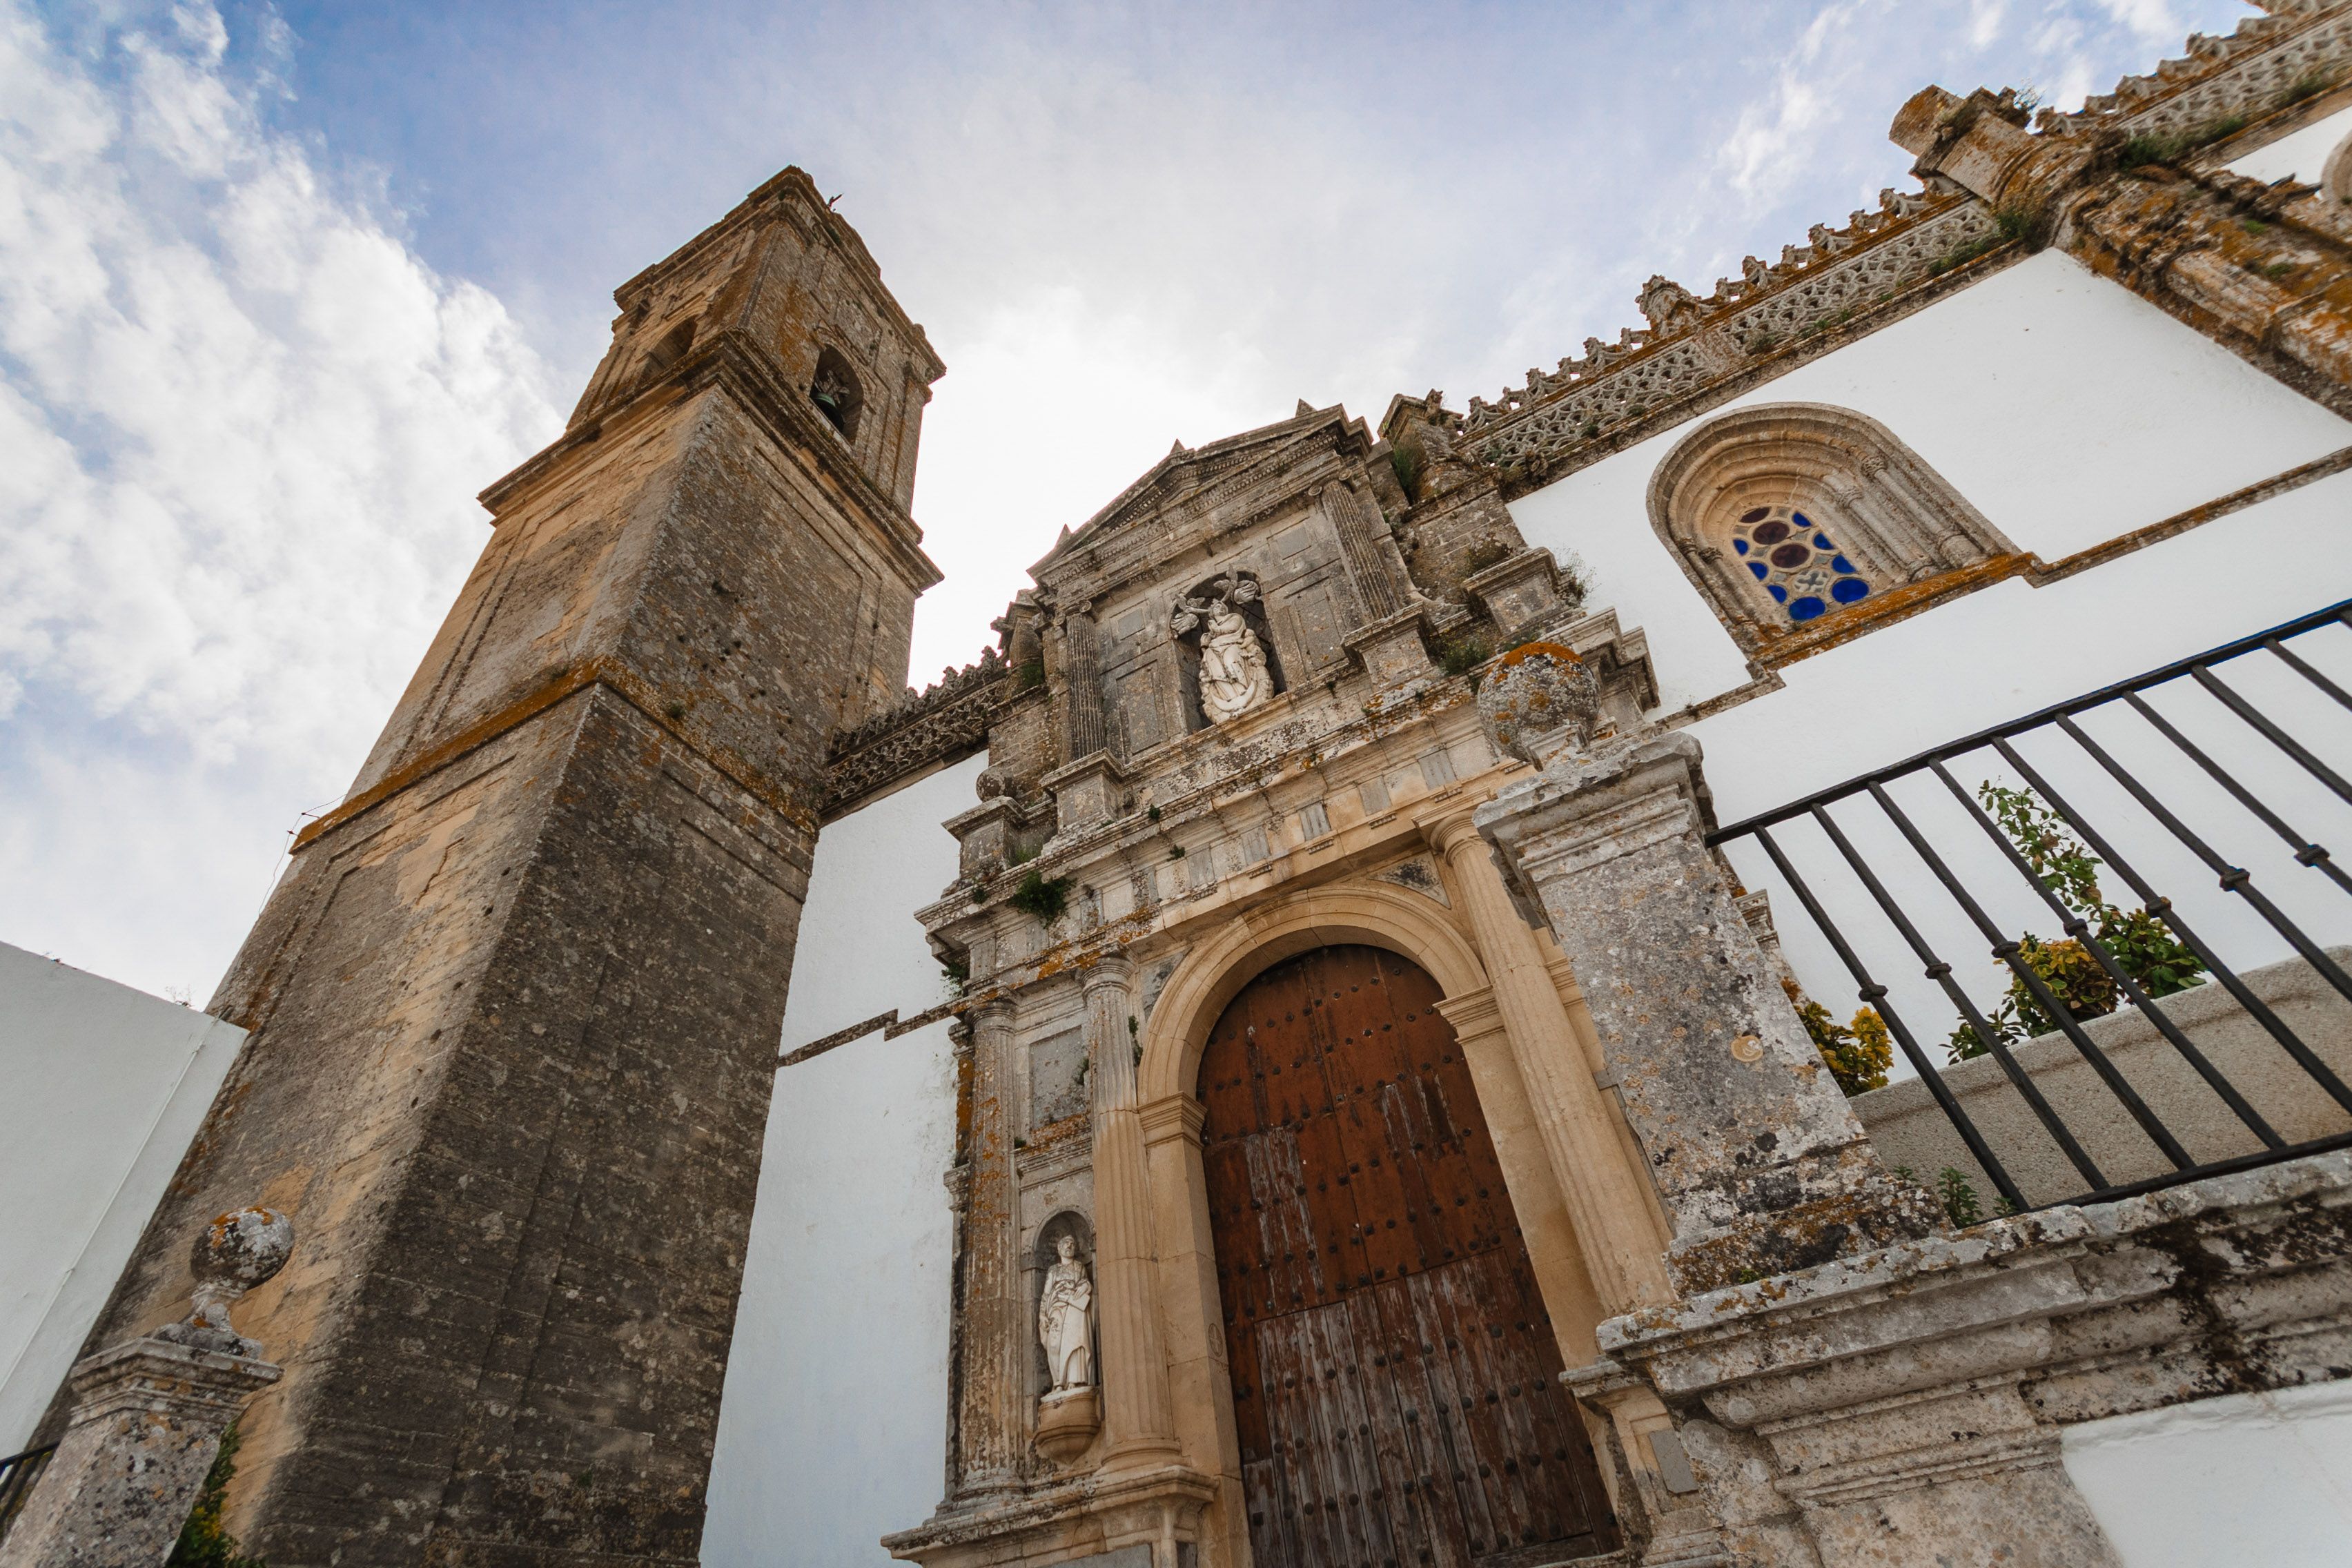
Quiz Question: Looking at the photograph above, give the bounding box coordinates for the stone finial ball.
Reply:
[1476,642,1601,767]
[192,1207,295,1291]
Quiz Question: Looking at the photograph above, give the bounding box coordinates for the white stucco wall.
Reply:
[1511,249,2352,1071]
[2062,1379,2352,1566]
[704,753,983,1568]
[2228,101,2352,184]
[0,941,246,1451]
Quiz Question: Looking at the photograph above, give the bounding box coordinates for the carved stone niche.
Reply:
[948,765,1050,879]
[1032,1213,1100,1466]
[1168,569,1284,731]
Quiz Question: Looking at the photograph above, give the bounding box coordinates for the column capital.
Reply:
[1421,809,1484,859]
[1137,1093,1204,1148]
[1080,950,1137,993]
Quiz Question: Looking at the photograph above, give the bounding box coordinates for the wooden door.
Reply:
[1200,945,1618,1568]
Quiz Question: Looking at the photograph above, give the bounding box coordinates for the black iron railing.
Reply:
[0,1442,56,1543]
[1708,602,2352,1214]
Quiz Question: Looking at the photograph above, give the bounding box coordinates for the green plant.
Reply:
[168,1424,265,1568]
[1168,843,1186,859]
[1146,804,1162,823]
[941,954,970,995]
[1937,1167,1983,1228]
[1015,658,1046,690]
[1945,782,2204,1063]
[1747,331,1781,354]
[664,700,688,720]
[2280,70,2336,108]
[2264,259,2296,280]
[1626,402,1647,419]
[1436,634,1493,680]
[2242,217,2272,235]
[1008,868,1073,925]
[2116,113,2248,171]
[1391,441,1426,503]
[1785,980,1892,1095]
[1580,419,1603,439]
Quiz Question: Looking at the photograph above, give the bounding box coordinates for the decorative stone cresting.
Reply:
[1,1211,292,1568]
[825,647,1008,812]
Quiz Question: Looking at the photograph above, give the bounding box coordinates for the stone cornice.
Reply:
[478,332,942,598]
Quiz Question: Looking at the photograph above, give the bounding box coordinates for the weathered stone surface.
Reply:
[1478,729,1937,1296]
[56,168,943,1568]
[1597,1150,2352,1567]
[1,1340,279,1568]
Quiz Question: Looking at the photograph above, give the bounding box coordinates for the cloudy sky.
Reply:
[0,0,2257,1000]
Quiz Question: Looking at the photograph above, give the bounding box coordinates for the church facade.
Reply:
[13,7,2352,1568]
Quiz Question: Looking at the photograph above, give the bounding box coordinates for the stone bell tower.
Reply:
[70,168,944,1568]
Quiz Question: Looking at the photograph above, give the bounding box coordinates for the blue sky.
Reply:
[0,0,2257,998]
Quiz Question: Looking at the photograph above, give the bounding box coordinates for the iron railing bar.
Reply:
[2020,1128,2352,1214]
[1853,787,2193,1170]
[1992,738,2352,1114]
[1930,762,2285,1150]
[1752,822,2032,1206]
[1706,600,2352,843]
[2188,664,2352,808]
[2122,691,2352,898]
[2051,715,2352,1011]
[2264,636,2352,714]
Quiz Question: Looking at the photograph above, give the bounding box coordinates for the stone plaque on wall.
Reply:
[1030,1028,1088,1128]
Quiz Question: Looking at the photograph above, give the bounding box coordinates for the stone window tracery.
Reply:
[1648,402,2014,660]
[1730,504,1874,623]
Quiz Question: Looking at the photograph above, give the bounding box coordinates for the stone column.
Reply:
[3,1210,293,1568]
[1085,957,1183,1470]
[1477,729,1936,1295]
[954,1001,1028,1493]
[1060,607,1106,761]
[1427,814,1675,1314]
[1318,480,1406,620]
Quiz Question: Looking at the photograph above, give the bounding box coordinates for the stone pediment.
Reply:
[1029,402,1383,598]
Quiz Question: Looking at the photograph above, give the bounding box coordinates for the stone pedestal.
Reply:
[1477,728,1936,1296]
[0,1340,280,1568]
[1033,1391,1101,1465]
[1462,545,1576,637]
[1045,752,1129,844]
[1342,606,1437,690]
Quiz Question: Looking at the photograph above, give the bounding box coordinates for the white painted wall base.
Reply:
[703,754,983,1568]
[0,941,246,1451]
[2062,1379,2352,1567]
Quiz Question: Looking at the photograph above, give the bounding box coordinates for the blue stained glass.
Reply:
[1789,596,1826,620]
[1792,511,1814,529]
[1814,533,1833,549]
[1767,584,1787,602]
[1832,577,1870,604]
[1748,561,1768,579]
[1832,555,1857,574]
[1733,538,1749,555]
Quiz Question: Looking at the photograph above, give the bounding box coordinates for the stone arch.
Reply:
[810,344,864,440]
[2323,124,2352,205]
[1647,402,2013,658]
[1139,880,1489,1107]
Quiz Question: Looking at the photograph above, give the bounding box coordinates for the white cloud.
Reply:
[0,0,560,991]
[2095,0,2186,43]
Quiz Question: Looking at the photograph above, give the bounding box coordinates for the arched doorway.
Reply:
[1199,945,1618,1568]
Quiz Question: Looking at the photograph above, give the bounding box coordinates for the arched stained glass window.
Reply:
[1730,504,1872,623]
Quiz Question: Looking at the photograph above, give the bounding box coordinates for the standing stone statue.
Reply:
[1171,575,1274,723]
[1037,1235,1095,1395]
[1,1209,293,1568]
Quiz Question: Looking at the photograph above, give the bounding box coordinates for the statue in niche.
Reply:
[1170,573,1274,724]
[1038,1233,1095,1396]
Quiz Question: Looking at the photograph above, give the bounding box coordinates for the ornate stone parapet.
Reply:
[1594,1150,2352,1568]
[1476,728,1936,1295]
